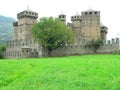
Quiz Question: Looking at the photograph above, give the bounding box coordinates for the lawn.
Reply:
[0,54,120,90]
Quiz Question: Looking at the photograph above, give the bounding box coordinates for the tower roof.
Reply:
[59,13,66,16]
[83,8,99,12]
[59,10,66,16]
[100,23,107,28]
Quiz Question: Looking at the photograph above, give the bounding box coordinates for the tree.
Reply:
[32,17,74,56]
[85,39,103,53]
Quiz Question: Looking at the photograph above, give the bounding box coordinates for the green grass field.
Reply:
[0,54,120,90]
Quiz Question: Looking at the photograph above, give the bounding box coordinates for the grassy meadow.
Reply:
[0,54,120,90]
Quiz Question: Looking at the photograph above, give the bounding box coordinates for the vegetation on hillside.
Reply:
[32,17,74,56]
[0,15,15,44]
[0,55,120,90]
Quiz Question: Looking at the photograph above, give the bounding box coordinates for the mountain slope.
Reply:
[0,15,15,44]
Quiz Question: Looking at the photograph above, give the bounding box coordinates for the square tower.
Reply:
[14,9,38,40]
[81,9,100,43]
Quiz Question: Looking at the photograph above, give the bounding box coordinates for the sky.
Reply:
[0,0,120,40]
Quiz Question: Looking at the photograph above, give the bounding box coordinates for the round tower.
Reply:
[58,14,66,24]
[13,21,18,40]
[100,23,108,44]
[71,14,81,28]
[71,14,81,45]
[81,8,100,43]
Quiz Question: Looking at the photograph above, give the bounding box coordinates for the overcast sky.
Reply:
[0,0,120,40]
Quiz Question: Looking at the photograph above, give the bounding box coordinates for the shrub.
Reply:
[0,44,6,59]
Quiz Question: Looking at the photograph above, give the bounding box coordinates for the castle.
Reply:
[5,8,119,58]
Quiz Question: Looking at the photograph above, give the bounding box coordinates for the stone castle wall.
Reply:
[41,38,119,57]
[5,38,119,58]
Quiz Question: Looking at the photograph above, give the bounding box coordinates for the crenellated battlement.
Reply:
[17,10,38,19]
[106,38,119,46]
[7,40,35,48]
[71,15,81,21]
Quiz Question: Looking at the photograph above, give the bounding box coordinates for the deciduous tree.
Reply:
[32,17,74,56]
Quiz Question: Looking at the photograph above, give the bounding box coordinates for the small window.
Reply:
[90,12,92,14]
[85,12,87,15]
[22,50,24,52]
[27,50,29,52]
[20,28,22,33]
[62,15,64,18]
[10,44,12,47]
[95,12,97,14]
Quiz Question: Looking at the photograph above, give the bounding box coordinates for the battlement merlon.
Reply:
[67,22,73,27]
[17,10,38,19]
[116,38,119,43]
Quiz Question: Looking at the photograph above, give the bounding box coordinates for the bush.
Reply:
[0,44,6,59]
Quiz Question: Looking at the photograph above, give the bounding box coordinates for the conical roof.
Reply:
[100,23,107,27]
